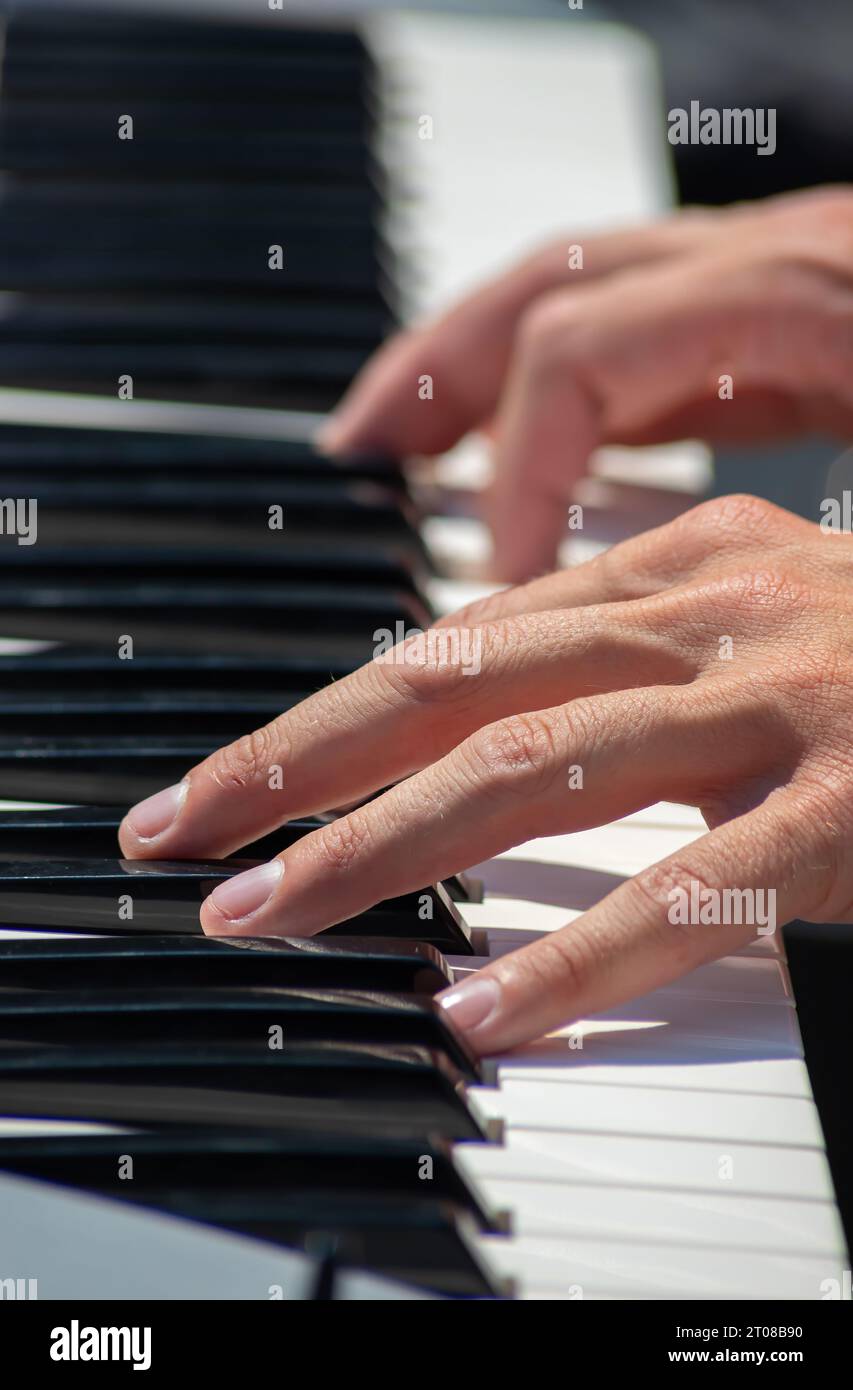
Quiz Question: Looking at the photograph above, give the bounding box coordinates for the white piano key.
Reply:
[375,13,674,323]
[619,803,708,831]
[494,1036,813,1098]
[460,1175,845,1256]
[593,442,713,493]
[456,1128,836,1201]
[652,956,792,1005]
[496,822,705,877]
[470,1079,825,1147]
[423,518,491,580]
[0,382,324,444]
[461,908,785,966]
[477,1233,845,1300]
[593,991,802,1052]
[469,953,793,1005]
[0,928,94,941]
[0,1118,130,1137]
[735,933,786,959]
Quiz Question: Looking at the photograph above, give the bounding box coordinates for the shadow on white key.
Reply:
[473,856,627,912]
[647,955,792,1005]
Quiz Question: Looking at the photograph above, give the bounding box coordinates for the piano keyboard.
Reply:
[0,3,848,1306]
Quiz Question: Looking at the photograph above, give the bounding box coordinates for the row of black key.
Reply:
[0,8,505,1298]
[0,8,395,406]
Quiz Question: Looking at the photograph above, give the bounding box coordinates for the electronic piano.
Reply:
[0,2,849,1303]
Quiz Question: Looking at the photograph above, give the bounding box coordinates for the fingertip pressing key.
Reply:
[121,781,188,847]
[202,859,285,933]
[437,974,502,1039]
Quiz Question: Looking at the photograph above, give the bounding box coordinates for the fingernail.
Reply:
[438,976,501,1035]
[125,781,188,841]
[208,860,284,922]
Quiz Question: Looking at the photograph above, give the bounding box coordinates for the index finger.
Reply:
[118,589,696,860]
[317,217,716,458]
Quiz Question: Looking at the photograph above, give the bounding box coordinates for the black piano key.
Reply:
[2,97,371,139]
[0,861,475,953]
[5,476,420,540]
[0,807,481,903]
[0,985,478,1077]
[5,54,369,104]
[0,545,424,596]
[0,203,384,268]
[0,691,305,738]
[0,0,508,1301]
[181,1199,498,1298]
[0,357,369,413]
[0,369,360,414]
[0,180,382,237]
[4,11,368,51]
[0,222,387,277]
[0,426,401,487]
[0,5,398,402]
[0,1132,501,1297]
[0,736,383,803]
[0,584,430,659]
[4,16,373,104]
[0,735,222,803]
[0,650,358,693]
[0,179,379,221]
[0,1042,484,1142]
[0,247,382,297]
[0,933,451,995]
[0,111,374,181]
[0,497,424,559]
[0,1129,498,1233]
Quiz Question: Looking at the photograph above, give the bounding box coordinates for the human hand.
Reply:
[120,495,853,1057]
[319,187,853,580]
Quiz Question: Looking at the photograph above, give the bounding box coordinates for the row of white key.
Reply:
[448,807,848,1298]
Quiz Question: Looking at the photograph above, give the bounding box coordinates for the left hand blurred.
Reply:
[317,186,853,581]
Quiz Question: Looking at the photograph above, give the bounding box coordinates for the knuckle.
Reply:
[313,812,373,876]
[627,856,718,960]
[437,591,508,628]
[208,723,283,794]
[375,627,484,705]
[716,566,813,617]
[465,711,561,800]
[515,290,585,378]
[677,493,785,545]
